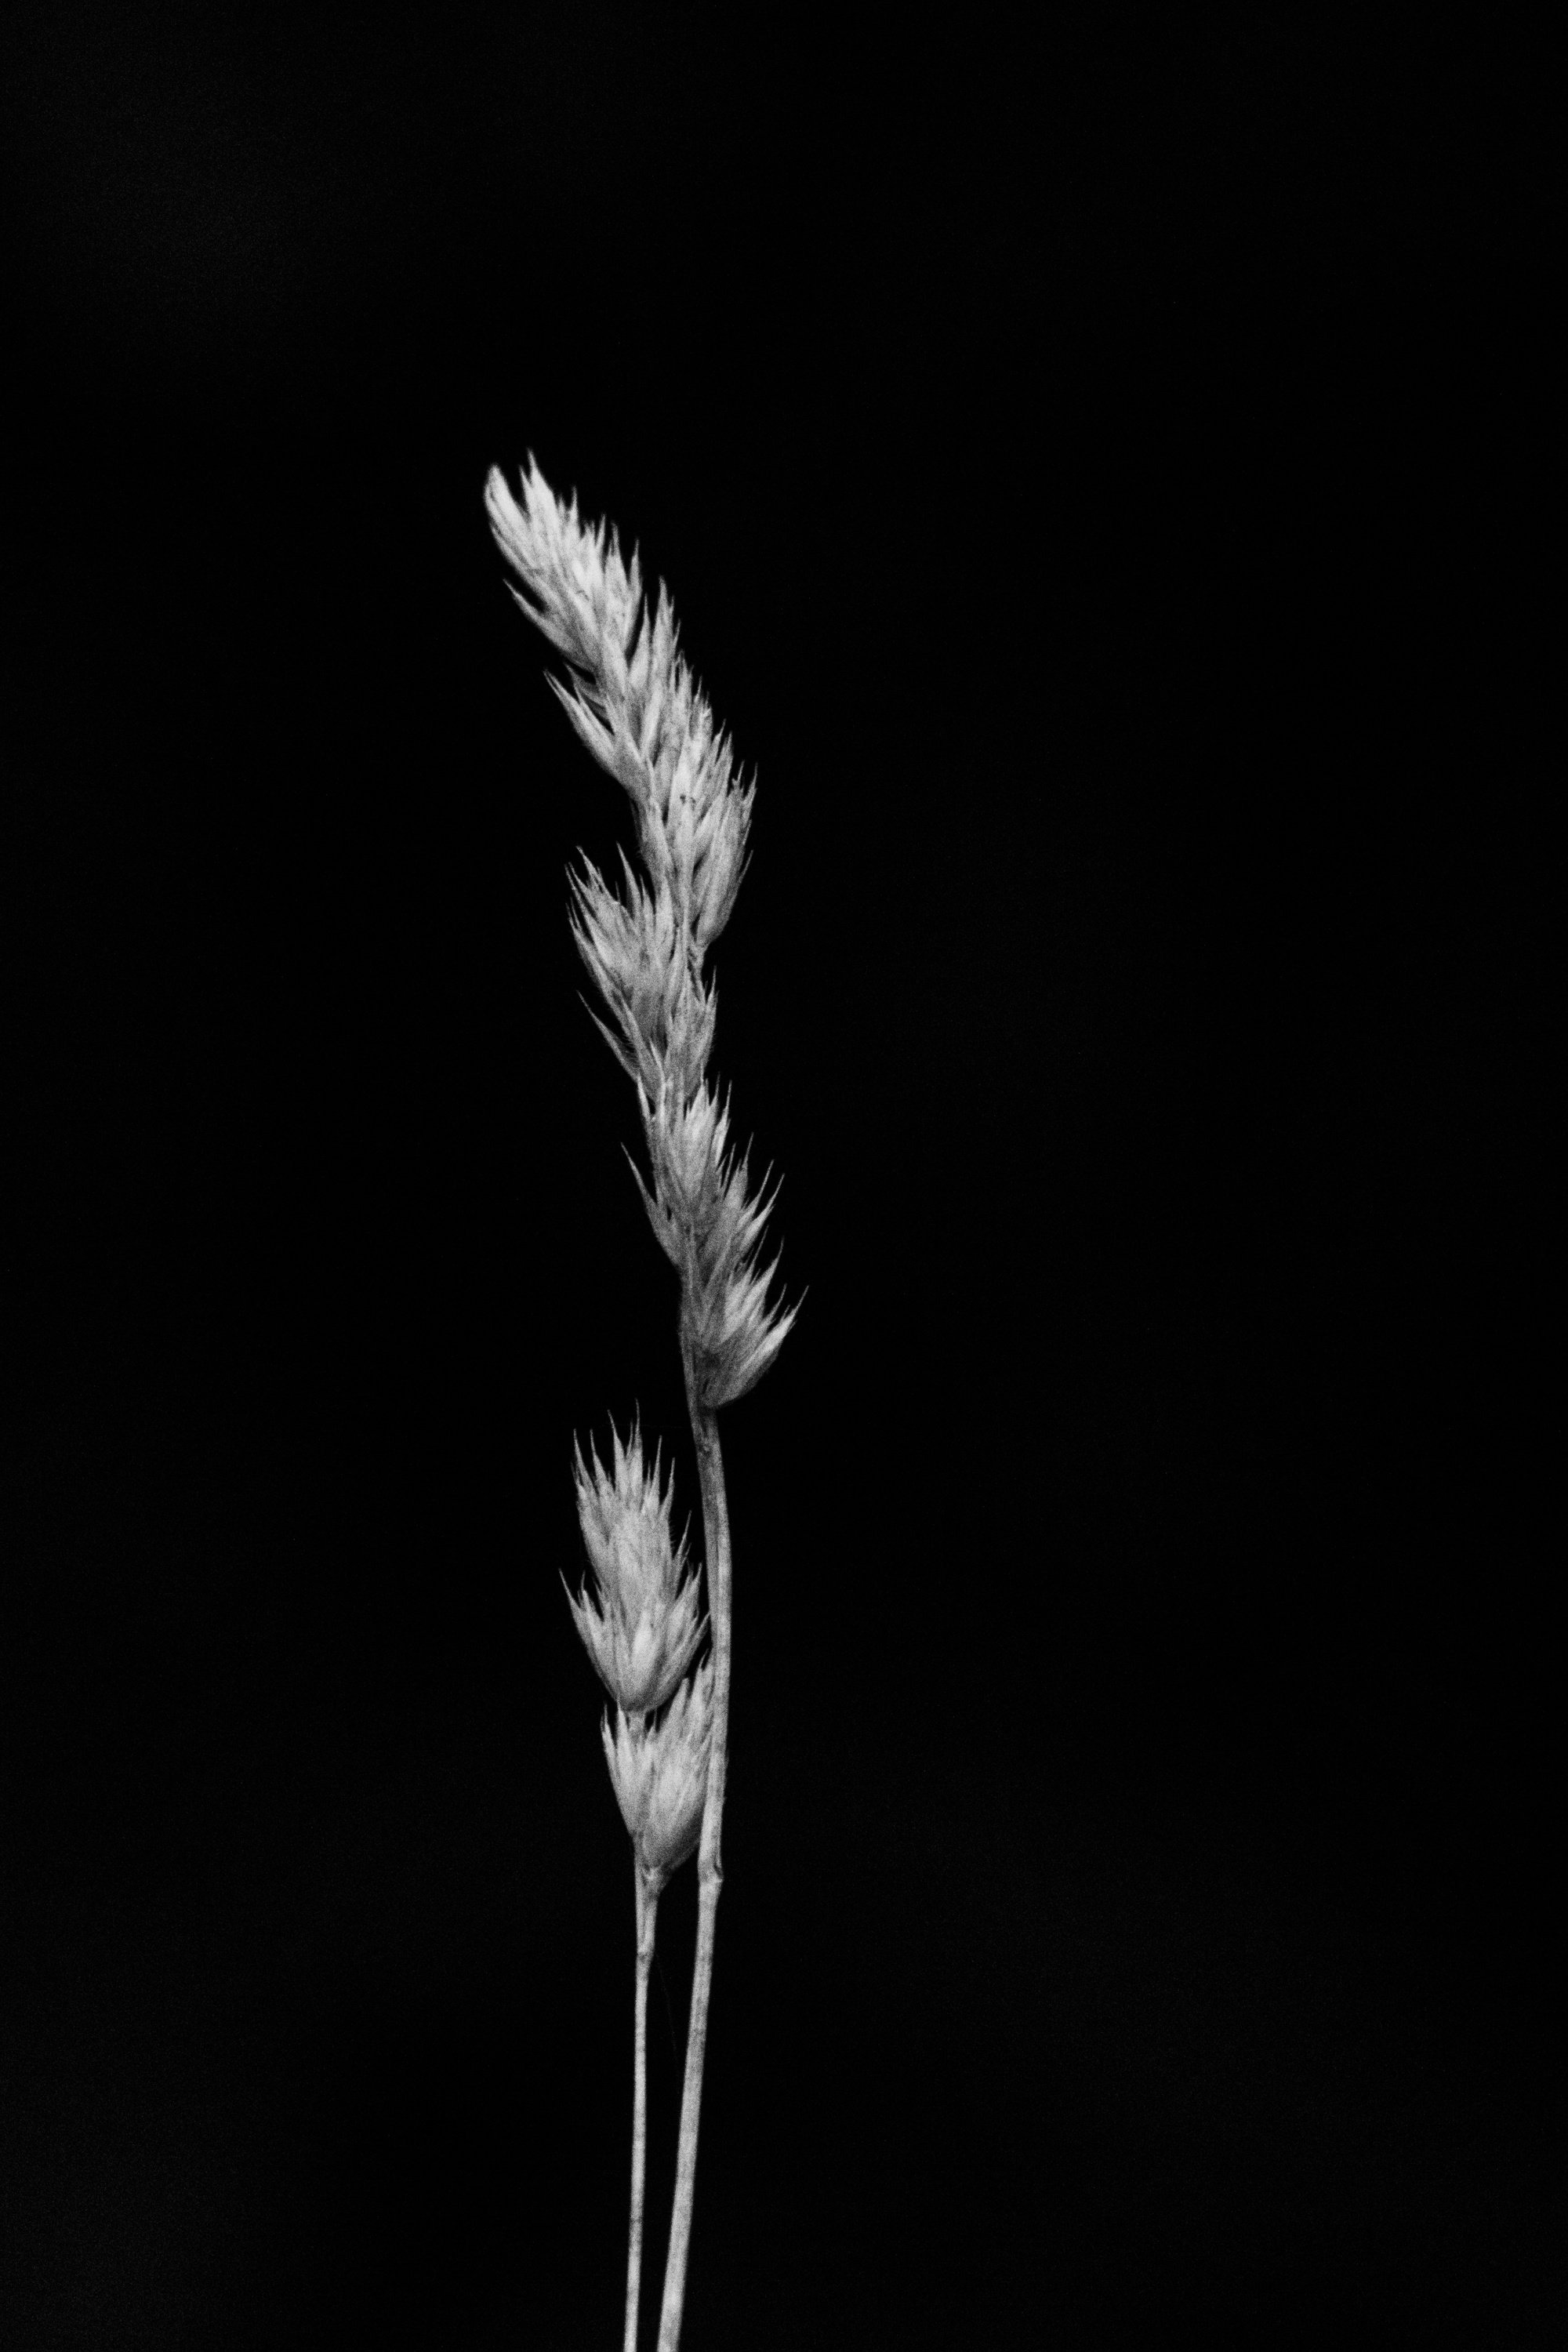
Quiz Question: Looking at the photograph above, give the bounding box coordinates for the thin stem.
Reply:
[626,1864,660,2352]
[656,1359,733,2352]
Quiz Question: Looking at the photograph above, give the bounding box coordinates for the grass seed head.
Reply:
[488,456,797,1405]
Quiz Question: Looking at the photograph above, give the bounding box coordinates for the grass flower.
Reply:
[488,454,797,2350]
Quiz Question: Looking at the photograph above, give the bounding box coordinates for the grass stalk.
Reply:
[626,1864,661,2352]
[656,1362,734,2352]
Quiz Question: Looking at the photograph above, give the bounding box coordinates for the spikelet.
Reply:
[622,1080,798,1406]
[601,1657,715,1887]
[565,1421,707,1716]
[567,852,716,1105]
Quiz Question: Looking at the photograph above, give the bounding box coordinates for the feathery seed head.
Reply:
[488,455,798,1403]
[567,1421,706,1715]
[600,1656,714,1886]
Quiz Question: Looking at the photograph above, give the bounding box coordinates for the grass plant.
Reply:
[486,459,797,2349]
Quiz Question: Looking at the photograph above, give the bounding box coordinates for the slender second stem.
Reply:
[626,1864,660,2352]
[656,1360,733,2352]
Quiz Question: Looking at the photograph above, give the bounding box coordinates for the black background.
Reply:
[0,5,1555,2346]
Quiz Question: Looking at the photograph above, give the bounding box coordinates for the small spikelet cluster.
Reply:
[485,462,751,949]
[486,456,797,1412]
[630,1082,795,1406]
[566,1421,706,1717]
[601,1657,715,1889]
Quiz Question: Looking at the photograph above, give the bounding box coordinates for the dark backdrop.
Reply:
[0,6,1553,2347]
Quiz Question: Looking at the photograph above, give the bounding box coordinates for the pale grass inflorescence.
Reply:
[486,455,796,2351]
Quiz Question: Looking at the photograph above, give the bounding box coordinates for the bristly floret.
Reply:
[487,455,796,1406]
